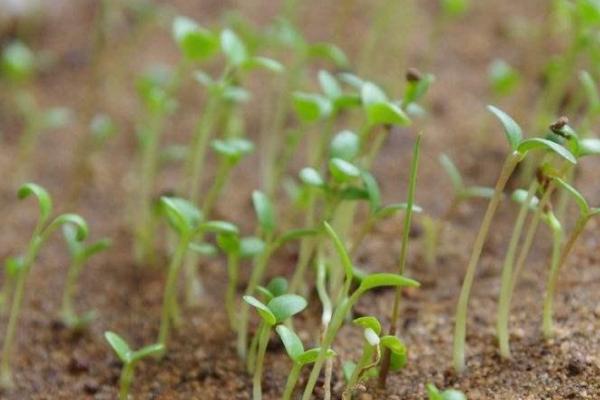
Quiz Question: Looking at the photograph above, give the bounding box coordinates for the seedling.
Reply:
[1,183,89,388]
[488,59,521,98]
[426,383,467,400]
[301,222,419,400]
[1,41,35,83]
[61,225,111,329]
[104,331,164,400]
[0,257,23,315]
[276,325,335,400]
[244,294,307,400]
[452,106,576,373]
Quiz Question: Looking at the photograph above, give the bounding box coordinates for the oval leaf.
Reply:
[517,138,576,164]
[267,294,307,323]
[104,331,131,364]
[487,105,522,151]
[358,273,420,293]
[252,191,276,234]
[243,295,276,325]
[275,325,304,361]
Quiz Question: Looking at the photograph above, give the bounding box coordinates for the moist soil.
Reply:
[0,0,599,399]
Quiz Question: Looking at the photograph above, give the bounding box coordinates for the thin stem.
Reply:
[346,343,375,395]
[226,252,240,331]
[253,323,271,400]
[281,363,302,400]
[118,362,135,400]
[453,152,520,374]
[158,236,189,349]
[496,181,538,358]
[61,257,84,324]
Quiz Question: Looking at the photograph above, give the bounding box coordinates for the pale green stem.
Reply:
[345,343,375,395]
[118,362,135,400]
[497,181,538,358]
[61,257,84,324]
[281,362,302,400]
[226,252,240,331]
[453,152,520,374]
[253,323,271,400]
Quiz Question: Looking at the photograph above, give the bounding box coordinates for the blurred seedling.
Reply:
[104,331,164,400]
[426,383,467,400]
[301,222,419,400]
[453,106,576,373]
[421,154,493,266]
[276,325,335,400]
[61,225,111,329]
[488,59,521,98]
[1,183,89,388]
[244,293,307,400]
[0,257,23,315]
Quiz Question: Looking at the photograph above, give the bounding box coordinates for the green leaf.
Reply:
[131,343,165,362]
[160,197,203,235]
[240,237,265,258]
[221,29,248,65]
[329,158,361,182]
[358,273,420,293]
[201,220,239,235]
[266,277,288,297]
[90,113,118,143]
[189,242,218,256]
[389,346,408,371]
[380,335,406,357]
[1,40,35,82]
[374,203,422,219]
[302,348,336,366]
[426,383,443,400]
[252,191,276,234]
[342,361,356,383]
[353,316,382,335]
[441,0,470,17]
[554,177,590,216]
[462,186,495,199]
[172,16,218,60]
[338,72,364,89]
[299,168,325,188]
[277,228,320,247]
[307,43,348,67]
[5,256,24,277]
[51,214,89,241]
[104,331,132,364]
[579,71,600,113]
[267,294,307,323]
[488,59,520,96]
[439,154,463,192]
[242,56,284,73]
[211,137,254,161]
[243,295,276,325]
[18,183,52,225]
[366,102,411,126]
[318,70,342,99]
[517,138,576,164]
[292,92,332,122]
[361,171,382,213]
[330,130,360,160]
[62,224,82,257]
[578,138,600,157]
[338,187,369,200]
[511,189,539,210]
[441,389,467,400]
[82,238,112,260]
[487,105,522,151]
[323,221,354,285]
[403,72,435,105]
[361,82,387,105]
[275,325,304,361]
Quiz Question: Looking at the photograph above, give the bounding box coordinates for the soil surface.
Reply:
[0,0,599,399]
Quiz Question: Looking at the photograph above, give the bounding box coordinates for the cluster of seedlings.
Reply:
[1,0,600,398]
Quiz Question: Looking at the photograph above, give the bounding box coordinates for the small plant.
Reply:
[244,293,307,400]
[488,59,521,98]
[276,325,335,400]
[1,183,89,388]
[0,257,23,315]
[61,225,111,329]
[104,331,164,400]
[426,383,467,400]
[301,222,419,400]
[453,106,576,373]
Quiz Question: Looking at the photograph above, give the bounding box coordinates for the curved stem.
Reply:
[61,258,84,324]
[118,362,135,400]
[252,323,271,400]
[281,363,302,400]
[452,152,520,374]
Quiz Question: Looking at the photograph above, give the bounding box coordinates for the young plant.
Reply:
[276,325,335,400]
[61,225,111,329]
[1,183,89,388]
[301,222,419,400]
[452,106,576,373]
[104,331,164,400]
[426,383,467,400]
[0,257,23,315]
[243,293,307,400]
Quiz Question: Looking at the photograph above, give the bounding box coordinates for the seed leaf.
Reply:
[307,43,348,67]
[82,238,112,260]
[366,102,411,126]
[487,105,522,151]
[553,177,590,216]
[381,335,408,371]
[51,214,89,241]
[323,221,354,285]
[330,130,360,160]
[462,186,495,199]
[361,82,387,105]
[211,138,254,161]
[132,343,165,362]
[292,92,332,122]
[240,237,265,258]
[374,203,422,219]
[252,191,276,234]
[361,171,382,213]
[201,220,239,235]
[242,56,284,73]
[329,158,361,182]
[266,277,288,297]
[220,29,248,65]
[275,325,304,361]
[243,295,276,325]
[172,17,218,60]
[189,242,218,256]
[276,228,320,247]
[160,197,203,235]
[517,138,576,164]
[578,138,600,157]
[296,348,336,365]
[18,183,52,225]
[364,328,381,346]
[403,73,434,105]
[358,273,420,293]
[353,316,382,335]
[318,70,342,99]
[267,294,307,323]
[299,168,325,188]
[439,154,463,192]
[104,331,132,364]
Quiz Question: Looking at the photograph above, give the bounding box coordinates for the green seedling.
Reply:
[421,153,493,266]
[379,133,420,386]
[276,325,335,400]
[488,59,521,98]
[453,106,576,373]
[440,0,470,18]
[426,383,467,400]
[104,331,164,400]
[244,294,307,400]
[1,183,89,388]
[61,225,111,329]
[0,257,23,314]
[301,222,419,400]
[1,41,35,84]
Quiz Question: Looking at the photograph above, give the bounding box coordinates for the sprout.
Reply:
[61,225,111,329]
[360,81,410,128]
[1,41,35,83]
[301,222,419,400]
[440,0,470,18]
[244,294,307,400]
[453,106,576,373]
[1,183,89,388]
[426,383,467,400]
[0,257,23,315]
[488,59,521,97]
[172,16,218,61]
[104,331,164,400]
[276,325,335,400]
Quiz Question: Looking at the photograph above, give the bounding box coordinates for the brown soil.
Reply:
[0,0,599,399]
